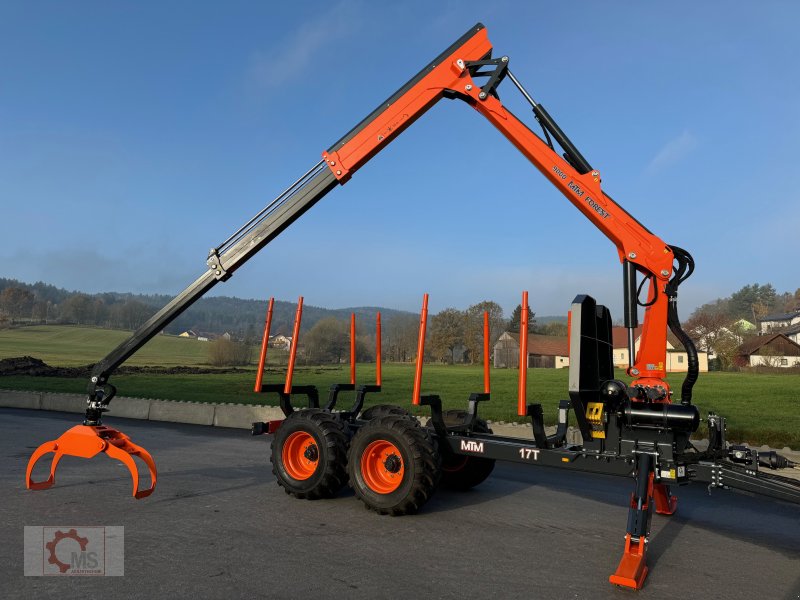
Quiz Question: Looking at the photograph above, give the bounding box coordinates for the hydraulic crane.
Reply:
[26,23,800,590]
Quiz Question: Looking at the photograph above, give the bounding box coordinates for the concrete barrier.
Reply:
[148,400,215,426]
[213,404,284,429]
[41,393,86,414]
[0,389,287,430]
[0,390,42,410]
[112,396,152,420]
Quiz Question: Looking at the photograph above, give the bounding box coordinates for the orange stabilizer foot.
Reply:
[653,482,678,515]
[609,534,648,589]
[25,424,157,499]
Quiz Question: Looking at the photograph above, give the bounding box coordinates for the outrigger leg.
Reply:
[610,452,654,589]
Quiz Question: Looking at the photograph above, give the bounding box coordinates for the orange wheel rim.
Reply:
[361,440,404,494]
[443,455,469,473]
[282,431,318,480]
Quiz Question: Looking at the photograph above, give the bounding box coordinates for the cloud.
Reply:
[645,130,698,175]
[247,3,360,93]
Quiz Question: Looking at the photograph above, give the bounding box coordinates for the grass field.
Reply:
[0,325,214,366]
[1,326,798,447]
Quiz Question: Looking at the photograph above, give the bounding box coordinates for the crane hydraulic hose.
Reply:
[665,246,699,405]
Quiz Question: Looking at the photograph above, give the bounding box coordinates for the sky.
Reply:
[2,1,799,319]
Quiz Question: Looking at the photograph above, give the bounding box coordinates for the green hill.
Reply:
[0,325,214,367]
[0,277,415,337]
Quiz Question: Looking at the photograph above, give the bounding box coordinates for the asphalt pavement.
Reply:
[1,408,798,599]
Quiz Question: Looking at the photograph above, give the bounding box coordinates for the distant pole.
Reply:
[518,291,529,416]
[350,313,356,385]
[483,311,491,394]
[412,294,429,406]
[284,297,303,395]
[376,312,382,387]
[254,297,274,392]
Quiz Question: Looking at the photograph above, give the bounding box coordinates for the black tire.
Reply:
[348,415,441,515]
[426,409,495,490]
[271,409,349,499]
[359,404,414,423]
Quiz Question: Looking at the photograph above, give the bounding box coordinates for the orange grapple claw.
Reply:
[25,424,157,499]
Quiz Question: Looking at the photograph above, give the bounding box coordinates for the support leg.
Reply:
[609,452,653,589]
[652,482,678,515]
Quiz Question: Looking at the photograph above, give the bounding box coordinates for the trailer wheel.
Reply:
[426,409,495,490]
[271,409,349,499]
[349,415,441,515]
[359,404,415,423]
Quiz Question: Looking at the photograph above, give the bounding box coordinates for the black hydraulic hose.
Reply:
[665,246,698,405]
[668,301,699,405]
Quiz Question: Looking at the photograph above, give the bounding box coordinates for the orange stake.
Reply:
[483,311,491,394]
[518,291,529,416]
[350,313,356,385]
[284,296,303,394]
[567,310,572,356]
[412,294,429,406]
[376,312,382,386]
[254,297,274,392]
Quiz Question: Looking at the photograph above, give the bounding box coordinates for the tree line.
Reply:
[0,278,411,337]
[0,285,165,331]
[691,283,799,324]
[295,301,567,366]
[685,283,799,370]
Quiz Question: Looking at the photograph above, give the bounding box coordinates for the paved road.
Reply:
[2,408,798,599]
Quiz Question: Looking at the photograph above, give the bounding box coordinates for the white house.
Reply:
[611,327,709,373]
[759,310,800,334]
[493,327,707,373]
[269,334,292,350]
[784,323,800,345]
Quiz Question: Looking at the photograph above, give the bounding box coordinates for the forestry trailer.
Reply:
[25,23,800,590]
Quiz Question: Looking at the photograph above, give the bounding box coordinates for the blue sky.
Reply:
[2,1,798,319]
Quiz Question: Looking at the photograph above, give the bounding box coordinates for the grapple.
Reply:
[26,423,156,499]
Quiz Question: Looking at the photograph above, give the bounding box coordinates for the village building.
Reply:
[493,326,708,373]
[759,310,800,334]
[736,333,800,368]
[493,332,569,369]
[784,323,800,345]
[610,327,708,373]
[178,330,232,342]
[269,334,292,350]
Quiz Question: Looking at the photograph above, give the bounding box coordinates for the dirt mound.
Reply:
[0,356,250,377]
[0,356,70,376]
